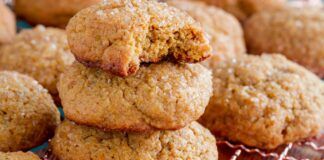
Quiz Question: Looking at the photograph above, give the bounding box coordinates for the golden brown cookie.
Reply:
[167,0,245,61]
[244,8,324,78]
[0,71,60,152]
[51,120,218,160]
[0,1,16,45]
[0,152,40,160]
[58,62,212,132]
[199,54,324,149]
[67,0,211,76]
[0,25,75,98]
[198,0,285,22]
[14,0,101,28]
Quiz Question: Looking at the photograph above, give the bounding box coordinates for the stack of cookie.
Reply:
[51,0,218,159]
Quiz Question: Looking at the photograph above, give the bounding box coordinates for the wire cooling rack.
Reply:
[33,134,323,160]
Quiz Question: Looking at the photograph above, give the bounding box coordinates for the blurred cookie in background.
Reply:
[0,25,75,101]
[288,0,323,8]
[167,0,246,68]
[244,8,324,78]
[0,151,40,160]
[199,54,324,149]
[0,0,16,45]
[0,71,60,152]
[196,0,286,22]
[14,0,101,28]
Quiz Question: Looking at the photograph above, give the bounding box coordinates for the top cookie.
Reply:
[67,0,211,76]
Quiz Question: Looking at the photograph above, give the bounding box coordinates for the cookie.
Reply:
[58,62,212,131]
[166,0,246,66]
[0,152,40,160]
[199,0,285,22]
[67,0,211,76]
[0,25,75,98]
[0,71,60,152]
[51,120,217,160]
[0,1,16,45]
[244,8,324,78]
[199,54,324,149]
[14,0,101,28]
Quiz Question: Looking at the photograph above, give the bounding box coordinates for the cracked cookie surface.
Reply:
[14,0,101,28]
[199,54,324,149]
[0,71,60,152]
[0,152,40,160]
[0,1,15,45]
[58,62,212,131]
[244,8,324,78]
[51,120,217,160]
[67,0,211,76]
[0,25,75,97]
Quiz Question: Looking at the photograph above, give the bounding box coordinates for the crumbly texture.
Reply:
[67,0,211,76]
[0,25,75,97]
[0,71,60,152]
[58,62,212,131]
[0,1,16,45]
[51,120,218,160]
[198,0,285,22]
[167,0,245,60]
[244,8,324,78]
[14,0,101,28]
[0,152,40,160]
[199,54,324,149]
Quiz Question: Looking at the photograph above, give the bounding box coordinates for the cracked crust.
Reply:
[0,1,16,45]
[14,0,101,28]
[67,0,211,76]
[0,71,60,152]
[51,120,217,160]
[199,54,324,149]
[0,25,75,97]
[58,62,212,132]
[244,8,324,78]
[198,0,285,22]
[0,152,40,160]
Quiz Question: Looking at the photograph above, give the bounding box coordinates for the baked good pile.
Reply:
[0,0,323,159]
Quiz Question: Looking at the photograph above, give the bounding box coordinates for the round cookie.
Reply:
[0,152,40,160]
[0,1,16,45]
[0,71,60,152]
[199,54,324,149]
[0,25,75,98]
[51,120,218,160]
[14,0,101,28]
[58,62,212,132]
[244,8,324,78]
[67,0,211,76]
[198,0,285,22]
[167,0,246,62]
